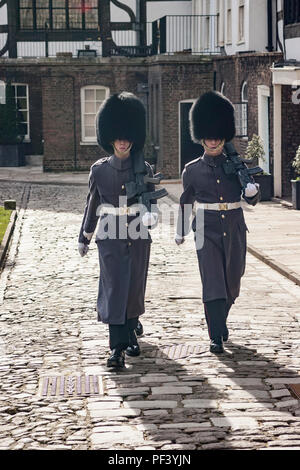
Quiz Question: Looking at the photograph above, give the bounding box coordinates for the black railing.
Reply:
[2,15,221,58]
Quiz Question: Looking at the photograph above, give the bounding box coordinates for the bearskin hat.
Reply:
[96,92,146,154]
[189,91,235,143]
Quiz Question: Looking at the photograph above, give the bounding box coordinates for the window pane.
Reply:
[69,10,82,28]
[95,101,103,111]
[85,89,94,101]
[36,9,50,28]
[85,9,98,28]
[85,114,95,126]
[85,102,95,113]
[18,111,28,122]
[53,9,66,29]
[52,0,66,6]
[96,89,106,101]
[85,126,96,138]
[16,98,27,110]
[36,0,49,6]
[20,10,33,29]
[69,0,82,7]
[20,0,32,7]
[16,86,27,97]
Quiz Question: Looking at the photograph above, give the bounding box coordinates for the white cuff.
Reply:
[83,230,93,241]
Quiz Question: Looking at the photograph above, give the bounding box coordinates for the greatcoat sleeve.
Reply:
[78,168,101,245]
[176,166,196,237]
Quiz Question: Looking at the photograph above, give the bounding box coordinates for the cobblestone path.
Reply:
[0,182,300,450]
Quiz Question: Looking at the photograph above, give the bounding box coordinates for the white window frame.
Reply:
[80,85,109,144]
[241,81,248,103]
[12,83,30,142]
[238,2,245,43]
[220,81,225,95]
[0,80,6,104]
[226,2,232,45]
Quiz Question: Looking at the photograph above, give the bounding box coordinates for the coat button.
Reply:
[126,223,129,227]
[223,232,227,237]
[221,214,225,219]
[128,242,132,246]
[220,196,223,201]
[122,185,125,190]
[217,179,220,184]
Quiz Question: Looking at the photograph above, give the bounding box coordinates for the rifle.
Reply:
[124,151,168,212]
[224,142,263,190]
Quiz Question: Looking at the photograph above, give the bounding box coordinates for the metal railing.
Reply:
[152,15,221,55]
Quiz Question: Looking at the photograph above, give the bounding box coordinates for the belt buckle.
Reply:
[219,203,228,211]
[119,206,129,216]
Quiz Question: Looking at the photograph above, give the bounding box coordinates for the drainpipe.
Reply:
[267,0,274,52]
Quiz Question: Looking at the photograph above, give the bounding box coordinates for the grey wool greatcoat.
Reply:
[178,152,260,305]
[79,153,155,325]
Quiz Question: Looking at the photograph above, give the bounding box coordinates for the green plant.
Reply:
[292,144,300,180]
[0,82,24,145]
[245,134,266,162]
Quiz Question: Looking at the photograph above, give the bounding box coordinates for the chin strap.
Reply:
[201,139,225,153]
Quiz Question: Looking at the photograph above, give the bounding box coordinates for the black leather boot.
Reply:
[135,320,144,337]
[107,348,125,368]
[210,337,224,354]
[223,325,229,342]
[126,330,141,357]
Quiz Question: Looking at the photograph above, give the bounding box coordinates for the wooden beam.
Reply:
[7,0,17,58]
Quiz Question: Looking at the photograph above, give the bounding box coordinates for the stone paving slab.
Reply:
[0,182,299,450]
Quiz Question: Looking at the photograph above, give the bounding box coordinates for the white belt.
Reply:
[195,201,241,211]
[100,204,141,216]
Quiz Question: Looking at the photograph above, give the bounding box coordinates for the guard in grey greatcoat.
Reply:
[78,92,165,368]
[176,91,260,354]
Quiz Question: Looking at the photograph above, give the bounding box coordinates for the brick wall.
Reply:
[148,56,214,178]
[212,53,300,197]
[282,85,300,196]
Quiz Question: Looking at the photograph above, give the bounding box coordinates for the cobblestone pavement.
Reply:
[0,181,300,450]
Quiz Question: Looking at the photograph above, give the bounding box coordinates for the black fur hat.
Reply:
[96,91,146,154]
[190,91,235,143]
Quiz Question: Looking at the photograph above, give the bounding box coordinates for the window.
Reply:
[241,81,248,103]
[12,84,30,141]
[226,1,232,44]
[284,0,300,25]
[235,81,248,137]
[81,86,109,143]
[18,0,99,30]
[238,2,245,42]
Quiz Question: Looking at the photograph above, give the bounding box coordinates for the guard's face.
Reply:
[203,138,225,156]
[113,139,132,156]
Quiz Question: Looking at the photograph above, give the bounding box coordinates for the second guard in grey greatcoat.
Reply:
[176,91,260,353]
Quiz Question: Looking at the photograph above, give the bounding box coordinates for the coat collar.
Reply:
[108,154,132,170]
[202,152,227,167]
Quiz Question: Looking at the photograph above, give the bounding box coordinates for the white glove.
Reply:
[78,243,89,257]
[142,211,158,228]
[175,234,185,245]
[244,183,259,198]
